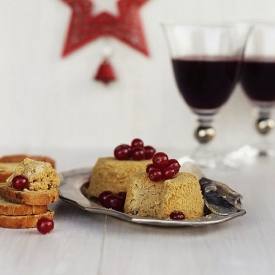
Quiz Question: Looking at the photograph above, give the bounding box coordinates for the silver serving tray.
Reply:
[59,167,246,227]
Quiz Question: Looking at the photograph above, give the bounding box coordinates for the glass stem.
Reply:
[254,106,275,156]
[191,113,217,168]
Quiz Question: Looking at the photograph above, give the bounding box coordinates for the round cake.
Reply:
[124,172,204,220]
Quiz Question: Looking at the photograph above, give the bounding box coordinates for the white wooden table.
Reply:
[0,148,275,275]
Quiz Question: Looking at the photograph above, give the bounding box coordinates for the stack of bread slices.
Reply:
[0,155,59,229]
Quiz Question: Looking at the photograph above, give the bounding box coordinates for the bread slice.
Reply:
[0,154,56,168]
[0,195,47,215]
[0,163,19,183]
[0,210,54,229]
[0,183,59,205]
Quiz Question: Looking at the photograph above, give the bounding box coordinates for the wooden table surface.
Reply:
[1,149,275,275]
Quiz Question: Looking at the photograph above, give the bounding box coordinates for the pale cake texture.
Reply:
[124,173,164,218]
[87,157,151,198]
[124,172,204,220]
[6,158,60,191]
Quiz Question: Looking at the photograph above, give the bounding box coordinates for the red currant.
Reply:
[12,175,29,190]
[98,191,113,207]
[117,191,126,200]
[152,152,169,168]
[162,166,176,180]
[105,194,124,212]
[148,168,162,182]
[37,217,54,234]
[167,159,181,173]
[146,163,155,174]
[131,147,145,160]
[131,138,144,148]
[169,211,185,220]
[144,145,156,159]
[114,144,131,160]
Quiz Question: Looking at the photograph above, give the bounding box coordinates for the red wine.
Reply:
[240,59,275,102]
[172,57,239,110]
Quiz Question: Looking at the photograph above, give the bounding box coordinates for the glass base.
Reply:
[226,144,274,165]
[177,144,239,170]
[190,145,219,169]
[226,128,274,165]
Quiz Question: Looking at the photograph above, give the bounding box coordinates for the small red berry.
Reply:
[148,168,162,182]
[131,138,144,148]
[114,144,131,160]
[146,163,155,174]
[162,166,176,180]
[168,159,181,173]
[12,175,29,190]
[117,191,126,201]
[105,194,124,211]
[98,191,113,207]
[152,152,169,168]
[131,147,145,160]
[37,217,54,234]
[169,211,185,220]
[144,146,156,159]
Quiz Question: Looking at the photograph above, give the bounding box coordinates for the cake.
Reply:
[124,172,204,220]
[87,157,151,198]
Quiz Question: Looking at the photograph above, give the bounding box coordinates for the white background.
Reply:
[1,0,275,170]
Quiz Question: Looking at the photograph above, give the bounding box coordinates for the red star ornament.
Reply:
[61,0,150,57]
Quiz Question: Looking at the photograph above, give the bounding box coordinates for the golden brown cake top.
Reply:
[6,158,60,191]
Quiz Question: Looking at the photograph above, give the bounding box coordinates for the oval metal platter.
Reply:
[59,167,246,227]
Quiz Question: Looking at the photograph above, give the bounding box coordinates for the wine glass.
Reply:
[237,23,275,160]
[163,23,249,168]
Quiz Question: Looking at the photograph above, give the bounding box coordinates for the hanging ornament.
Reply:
[61,0,150,84]
[94,41,117,84]
[94,59,116,84]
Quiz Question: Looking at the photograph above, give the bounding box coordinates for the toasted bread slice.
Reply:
[0,210,54,229]
[0,154,55,168]
[0,183,59,205]
[0,195,47,215]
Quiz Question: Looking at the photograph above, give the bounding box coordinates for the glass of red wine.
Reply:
[238,23,275,160]
[163,23,248,168]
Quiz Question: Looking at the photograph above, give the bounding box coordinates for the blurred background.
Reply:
[1,0,275,170]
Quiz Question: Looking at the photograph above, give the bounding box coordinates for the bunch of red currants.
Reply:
[146,152,181,182]
[98,191,126,212]
[114,138,156,161]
